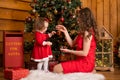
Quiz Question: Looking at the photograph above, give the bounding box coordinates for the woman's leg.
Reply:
[92,68,96,73]
[53,63,63,73]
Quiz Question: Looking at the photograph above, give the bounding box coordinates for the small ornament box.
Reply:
[48,59,59,72]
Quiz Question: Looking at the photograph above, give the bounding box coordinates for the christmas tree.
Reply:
[24,0,81,58]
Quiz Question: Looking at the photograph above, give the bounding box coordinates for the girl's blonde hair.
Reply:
[34,17,48,31]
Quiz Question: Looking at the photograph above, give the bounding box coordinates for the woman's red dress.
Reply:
[61,33,96,73]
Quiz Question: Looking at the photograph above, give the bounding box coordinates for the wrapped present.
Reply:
[4,68,29,80]
[48,60,58,72]
[24,61,38,70]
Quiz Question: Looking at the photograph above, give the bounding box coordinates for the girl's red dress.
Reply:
[31,31,52,61]
[61,33,96,73]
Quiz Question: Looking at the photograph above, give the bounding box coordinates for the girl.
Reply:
[54,7,99,74]
[31,17,56,72]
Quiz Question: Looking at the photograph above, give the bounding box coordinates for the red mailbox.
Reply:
[3,31,24,68]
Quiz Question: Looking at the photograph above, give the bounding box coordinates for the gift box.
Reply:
[24,61,38,70]
[4,68,29,80]
[48,60,58,72]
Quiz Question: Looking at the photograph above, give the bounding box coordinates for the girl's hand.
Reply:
[46,41,52,46]
[49,31,56,37]
[51,31,56,35]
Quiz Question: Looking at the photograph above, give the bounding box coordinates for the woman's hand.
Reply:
[56,25,67,33]
[56,25,73,47]
[60,48,70,53]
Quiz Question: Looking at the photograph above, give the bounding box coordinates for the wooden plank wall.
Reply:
[0,0,32,53]
[0,0,119,48]
[81,0,120,43]
[0,0,31,31]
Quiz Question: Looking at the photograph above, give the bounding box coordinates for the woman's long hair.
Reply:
[77,7,99,41]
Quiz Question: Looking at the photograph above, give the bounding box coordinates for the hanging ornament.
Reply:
[61,10,64,14]
[47,12,53,22]
[32,9,36,13]
[43,3,47,7]
[71,14,76,19]
[60,16,64,22]
[56,31,62,36]
[51,1,55,5]
[29,9,36,16]
[33,0,37,3]
[67,0,71,4]
[76,7,80,12]
[25,16,32,23]
[61,6,65,9]
[69,1,71,4]
[67,0,71,2]
[64,6,67,10]
[54,9,58,14]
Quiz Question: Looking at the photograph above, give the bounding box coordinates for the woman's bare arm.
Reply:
[56,25,74,47]
[60,31,92,56]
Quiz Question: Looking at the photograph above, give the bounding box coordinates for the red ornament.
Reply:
[56,31,61,36]
[30,9,36,16]
[25,17,32,23]
[33,0,37,3]
[67,0,71,2]
[60,17,64,22]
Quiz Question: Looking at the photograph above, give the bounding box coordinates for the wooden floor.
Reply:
[97,67,120,80]
[0,67,120,80]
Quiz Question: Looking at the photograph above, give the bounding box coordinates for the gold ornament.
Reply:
[54,9,58,14]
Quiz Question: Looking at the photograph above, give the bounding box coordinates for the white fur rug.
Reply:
[21,70,105,80]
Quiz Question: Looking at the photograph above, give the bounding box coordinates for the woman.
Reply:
[54,7,99,74]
